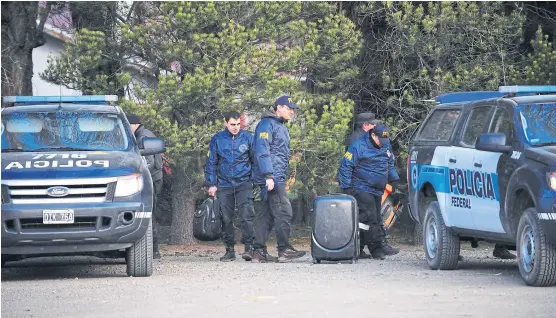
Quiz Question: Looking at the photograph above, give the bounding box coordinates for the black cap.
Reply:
[126,113,141,124]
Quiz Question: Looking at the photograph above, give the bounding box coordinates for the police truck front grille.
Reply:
[20,217,97,230]
[1,177,117,204]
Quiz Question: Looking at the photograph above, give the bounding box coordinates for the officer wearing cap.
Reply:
[346,112,379,258]
[251,95,307,263]
[372,121,401,256]
[127,113,164,259]
[338,122,400,260]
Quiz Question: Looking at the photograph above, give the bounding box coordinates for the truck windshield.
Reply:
[1,112,131,152]
[517,102,556,147]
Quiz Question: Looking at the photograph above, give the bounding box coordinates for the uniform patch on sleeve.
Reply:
[259,132,269,140]
[344,152,353,161]
[382,131,389,137]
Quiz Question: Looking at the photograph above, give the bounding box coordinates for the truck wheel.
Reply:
[423,201,460,270]
[126,219,153,277]
[517,208,556,287]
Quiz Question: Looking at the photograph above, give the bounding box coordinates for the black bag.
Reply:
[193,196,222,241]
[311,193,359,263]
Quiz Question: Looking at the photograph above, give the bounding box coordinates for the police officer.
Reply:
[346,112,378,258]
[127,114,163,259]
[338,125,400,260]
[373,122,401,256]
[251,96,306,263]
[205,111,256,262]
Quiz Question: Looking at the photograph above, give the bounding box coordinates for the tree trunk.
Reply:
[169,166,198,245]
[1,2,51,96]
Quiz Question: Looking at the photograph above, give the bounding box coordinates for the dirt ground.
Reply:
[2,234,556,318]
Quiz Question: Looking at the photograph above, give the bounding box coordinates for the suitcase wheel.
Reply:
[312,258,321,264]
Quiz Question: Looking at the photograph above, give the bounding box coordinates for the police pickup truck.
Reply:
[407,85,556,287]
[1,95,165,277]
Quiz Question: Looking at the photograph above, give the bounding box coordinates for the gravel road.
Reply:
[2,242,555,318]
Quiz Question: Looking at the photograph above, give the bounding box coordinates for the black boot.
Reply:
[493,245,516,260]
[220,248,236,262]
[370,248,385,260]
[381,242,399,255]
[242,244,253,261]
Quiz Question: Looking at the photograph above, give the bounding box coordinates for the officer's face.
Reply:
[226,117,241,135]
[277,105,295,121]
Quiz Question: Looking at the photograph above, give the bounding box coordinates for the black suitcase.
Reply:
[193,196,222,241]
[311,194,359,264]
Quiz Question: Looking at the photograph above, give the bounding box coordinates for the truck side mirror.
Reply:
[139,137,166,156]
[476,133,512,153]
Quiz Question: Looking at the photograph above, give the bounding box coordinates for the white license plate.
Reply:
[43,210,75,224]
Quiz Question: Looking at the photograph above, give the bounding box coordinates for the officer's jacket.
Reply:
[204,129,254,188]
[338,132,400,196]
[252,114,291,184]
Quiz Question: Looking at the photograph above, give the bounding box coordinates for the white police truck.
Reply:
[407,86,556,287]
[1,95,165,277]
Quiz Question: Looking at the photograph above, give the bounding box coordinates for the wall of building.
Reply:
[31,34,81,96]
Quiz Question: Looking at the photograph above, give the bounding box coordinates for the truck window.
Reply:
[461,106,492,147]
[418,109,461,141]
[1,112,131,152]
[517,102,556,147]
[488,108,514,145]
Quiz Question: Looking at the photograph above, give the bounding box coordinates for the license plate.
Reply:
[43,210,75,224]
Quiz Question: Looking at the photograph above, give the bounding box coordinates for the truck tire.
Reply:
[126,219,153,277]
[423,201,460,270]
[517,208,556,287]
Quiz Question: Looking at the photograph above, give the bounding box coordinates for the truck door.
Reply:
[472,104,516,233]
[446,104,494,230]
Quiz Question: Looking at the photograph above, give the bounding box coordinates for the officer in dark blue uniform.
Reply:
[338,125,400,259]
[205,111,255,262]
[346,112,378,259]
[251,96,306,263]
[373,122,401,256]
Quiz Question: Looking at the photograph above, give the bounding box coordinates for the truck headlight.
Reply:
[547,172,556,191]
[115,173,144,197]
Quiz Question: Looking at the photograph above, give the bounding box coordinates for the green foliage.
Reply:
[510,27,556,85]
[44,2,361,201]
[352,2,526,178]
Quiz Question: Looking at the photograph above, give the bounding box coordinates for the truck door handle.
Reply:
[449,158,457,163]
[474,162,482,168]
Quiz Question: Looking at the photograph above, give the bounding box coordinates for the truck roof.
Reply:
[506,94,556,105]
[1,104,120,115]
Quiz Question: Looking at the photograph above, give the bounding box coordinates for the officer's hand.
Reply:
[266,178,275,191]
[208,186,217,197]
